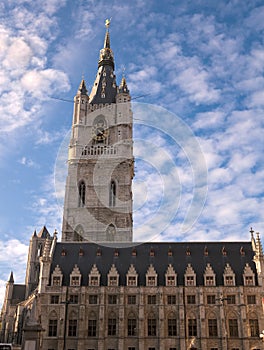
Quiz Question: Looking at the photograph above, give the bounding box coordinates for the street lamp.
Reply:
[260,330,264,341]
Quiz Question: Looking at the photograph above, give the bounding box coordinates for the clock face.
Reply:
[92,119,108,142]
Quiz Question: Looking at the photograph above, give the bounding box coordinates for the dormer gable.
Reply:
[107,264,119,286]
[146,264,157,287]
[204,263,216,286]
[184,263,196,286]
[89,264,101,286]
[70,264,81,286]
[51,265,63,286]
[223,263,235,286]
[126,264,138,286]
[165,264,177,286]
[243,263,255,286]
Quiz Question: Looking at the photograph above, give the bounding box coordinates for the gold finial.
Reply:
[105,18,111,29]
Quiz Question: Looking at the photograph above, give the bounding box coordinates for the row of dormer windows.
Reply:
[51,262,256,287]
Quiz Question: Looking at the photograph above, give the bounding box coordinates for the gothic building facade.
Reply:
[0,23,264,350]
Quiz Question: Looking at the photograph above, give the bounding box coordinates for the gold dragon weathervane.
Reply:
[105,18,111,29]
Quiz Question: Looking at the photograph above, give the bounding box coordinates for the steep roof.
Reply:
[11,285,26,305]
[50,241,256,286]
[37,226,50,239]
[89,24,118,105]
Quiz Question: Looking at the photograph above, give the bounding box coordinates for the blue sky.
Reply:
[0,0,264,300]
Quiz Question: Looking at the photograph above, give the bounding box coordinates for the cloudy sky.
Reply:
[0,0,264,301]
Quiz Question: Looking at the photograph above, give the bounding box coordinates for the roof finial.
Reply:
[105,18,111,30]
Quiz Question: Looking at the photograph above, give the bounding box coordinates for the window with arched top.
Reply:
[127,312,137,336]
[167,312,177,336]
[88,311,97,337]
[68,311,78,337]
[106,224,116,241]
[78,181,85,207]
[48,311,58,337]
[109,180,116,207]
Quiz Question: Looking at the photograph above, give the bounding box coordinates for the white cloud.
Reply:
[19,156,38,168]
[3,37,32,72]
[21,69,70,99]
[0,239,28,307]
[193,111,226,130]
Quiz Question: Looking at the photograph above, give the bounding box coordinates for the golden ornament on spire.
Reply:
[105,18,111,29]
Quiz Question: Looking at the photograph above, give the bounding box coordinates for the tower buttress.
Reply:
[1,272,14,316]
[25,227,51,298]
[62,21,133,243]
[251,229,264,286]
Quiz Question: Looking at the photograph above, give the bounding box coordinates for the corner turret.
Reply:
[25,226,52,298]
[251,228,264,286]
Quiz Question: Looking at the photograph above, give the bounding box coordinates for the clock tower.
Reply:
[62,22,133,242]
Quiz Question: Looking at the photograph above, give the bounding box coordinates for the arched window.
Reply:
[68,311,78,337]
[109,180,116,207]
[106,224,116,241]
[78,181,85,207]
[48,311,58,337]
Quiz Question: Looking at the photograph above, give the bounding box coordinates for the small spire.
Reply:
[98,20,114,69]
[32,230,37,238]
[256,232,263,256]
[8,271,14,283]
[77,78,88,95]
[104,18,111,49]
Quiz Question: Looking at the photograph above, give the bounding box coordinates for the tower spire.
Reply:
[89,19,117,105]
[98,18,114,70]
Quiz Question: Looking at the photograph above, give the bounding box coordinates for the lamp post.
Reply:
[61,287,70,350]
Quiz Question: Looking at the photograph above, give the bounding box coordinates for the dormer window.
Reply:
[184,264,196,286]
[71,276,80,286]
[225,276,234,286]
[90,276,99,286]
[70,265,81,287]
[147,276,156,286]
[205,276,214,286]
[52,276,61,286]
[245,276,254,286]
[168,248,173,256]
[165,264,177,287]
[107,265,119,286]
[167,276,175,286]
[128,276,136,286]
[223,263,235,286]
[51,265,63,286]
[243,263,255,286]
[146,264,157,287]
[89,264,100,286]
[186,276,195,286]
[204,263,216,286]
[109,276,118,286]
[126,264,138,286]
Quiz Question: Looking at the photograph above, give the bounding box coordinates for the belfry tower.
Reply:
[62,21,133,242]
